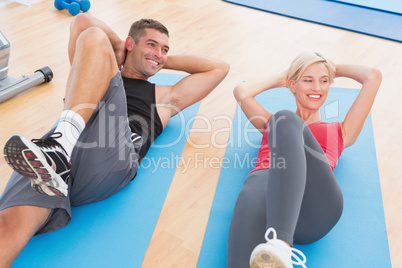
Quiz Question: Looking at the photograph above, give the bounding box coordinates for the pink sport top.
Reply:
[251,121,344,173]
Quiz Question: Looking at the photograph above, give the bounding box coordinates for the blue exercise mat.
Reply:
[222,0,402,43]
[198,87,391,267]
[328,0,402,15]
[12,73,199,267]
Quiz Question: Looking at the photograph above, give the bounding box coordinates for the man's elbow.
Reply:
[214,61,230,79]
[220,61,230,76]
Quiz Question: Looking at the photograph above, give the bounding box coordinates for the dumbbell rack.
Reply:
[0,31,53,104]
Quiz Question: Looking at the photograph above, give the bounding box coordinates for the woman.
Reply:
[227,52,382,268]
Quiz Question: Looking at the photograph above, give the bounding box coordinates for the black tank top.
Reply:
[122,77,163,161]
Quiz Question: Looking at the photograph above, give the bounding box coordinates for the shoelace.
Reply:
[31,132,68,154]
[264,228,307,268]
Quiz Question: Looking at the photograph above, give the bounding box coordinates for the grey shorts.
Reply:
[0,72,142,235]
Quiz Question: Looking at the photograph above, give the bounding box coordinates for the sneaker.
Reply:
[4,132,70,197]
[250,228,307,268]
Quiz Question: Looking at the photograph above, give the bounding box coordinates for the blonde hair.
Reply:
[286,52,336,87]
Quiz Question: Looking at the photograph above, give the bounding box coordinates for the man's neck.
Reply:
[121,66,149,80]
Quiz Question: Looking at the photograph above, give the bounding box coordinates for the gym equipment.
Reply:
[69,0,90,12]
[54,0,81,16]
[0,32,53,104]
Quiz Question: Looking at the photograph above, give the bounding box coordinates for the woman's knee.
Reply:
[294,198,343,245]
[274,110,298,119]
[268,110,304,138]
[271,110,302,125]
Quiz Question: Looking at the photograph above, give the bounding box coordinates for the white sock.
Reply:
[54,110,86,157]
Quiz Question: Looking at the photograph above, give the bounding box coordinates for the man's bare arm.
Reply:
[162,55,229,116]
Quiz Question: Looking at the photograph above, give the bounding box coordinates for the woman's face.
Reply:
[289,62,330,111]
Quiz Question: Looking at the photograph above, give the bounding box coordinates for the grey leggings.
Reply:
[227,110,343,268]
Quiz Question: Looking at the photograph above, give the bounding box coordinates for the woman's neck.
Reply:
[296,108,322,124]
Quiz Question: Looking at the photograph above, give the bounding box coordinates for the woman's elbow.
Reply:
[368,68,382,85]
[233,83,245,102]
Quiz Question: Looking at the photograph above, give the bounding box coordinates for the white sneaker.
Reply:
[250,228,307,268]
[4,133,70,197]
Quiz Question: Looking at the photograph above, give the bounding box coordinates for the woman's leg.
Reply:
[293,126,343,244]
[227,170,270,268]
[227,110,343,267]
[266,110,343,245]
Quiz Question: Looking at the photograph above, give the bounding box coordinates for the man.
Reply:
[0,14,229,266]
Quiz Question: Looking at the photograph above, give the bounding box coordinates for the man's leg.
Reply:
[0,26,120,266]
[64,26,119,123]
[4,25,120,196]
[53,26,119,157]
[0,206,51,267]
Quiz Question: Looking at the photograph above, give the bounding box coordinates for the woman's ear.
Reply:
[125,36,135,51]
[288,79,296,95]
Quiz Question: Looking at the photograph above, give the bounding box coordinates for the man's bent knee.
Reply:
[77,27,112,51]
[74,27,118,76]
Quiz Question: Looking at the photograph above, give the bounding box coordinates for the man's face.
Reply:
[131,28,169,79]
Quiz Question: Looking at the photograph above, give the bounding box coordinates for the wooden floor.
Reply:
[1,0,401,267]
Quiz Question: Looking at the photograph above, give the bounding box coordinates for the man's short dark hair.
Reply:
[128,19,169,43]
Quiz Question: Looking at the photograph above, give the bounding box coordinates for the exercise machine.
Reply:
[0,31,53,104]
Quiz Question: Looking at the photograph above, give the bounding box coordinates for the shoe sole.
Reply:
[4,135,68,197]
[250,251,288,268]
[250,246,290,268]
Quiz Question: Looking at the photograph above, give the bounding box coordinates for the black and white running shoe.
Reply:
[4,132,70,197]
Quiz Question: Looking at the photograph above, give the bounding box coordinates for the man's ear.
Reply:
[125,36,135,51]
